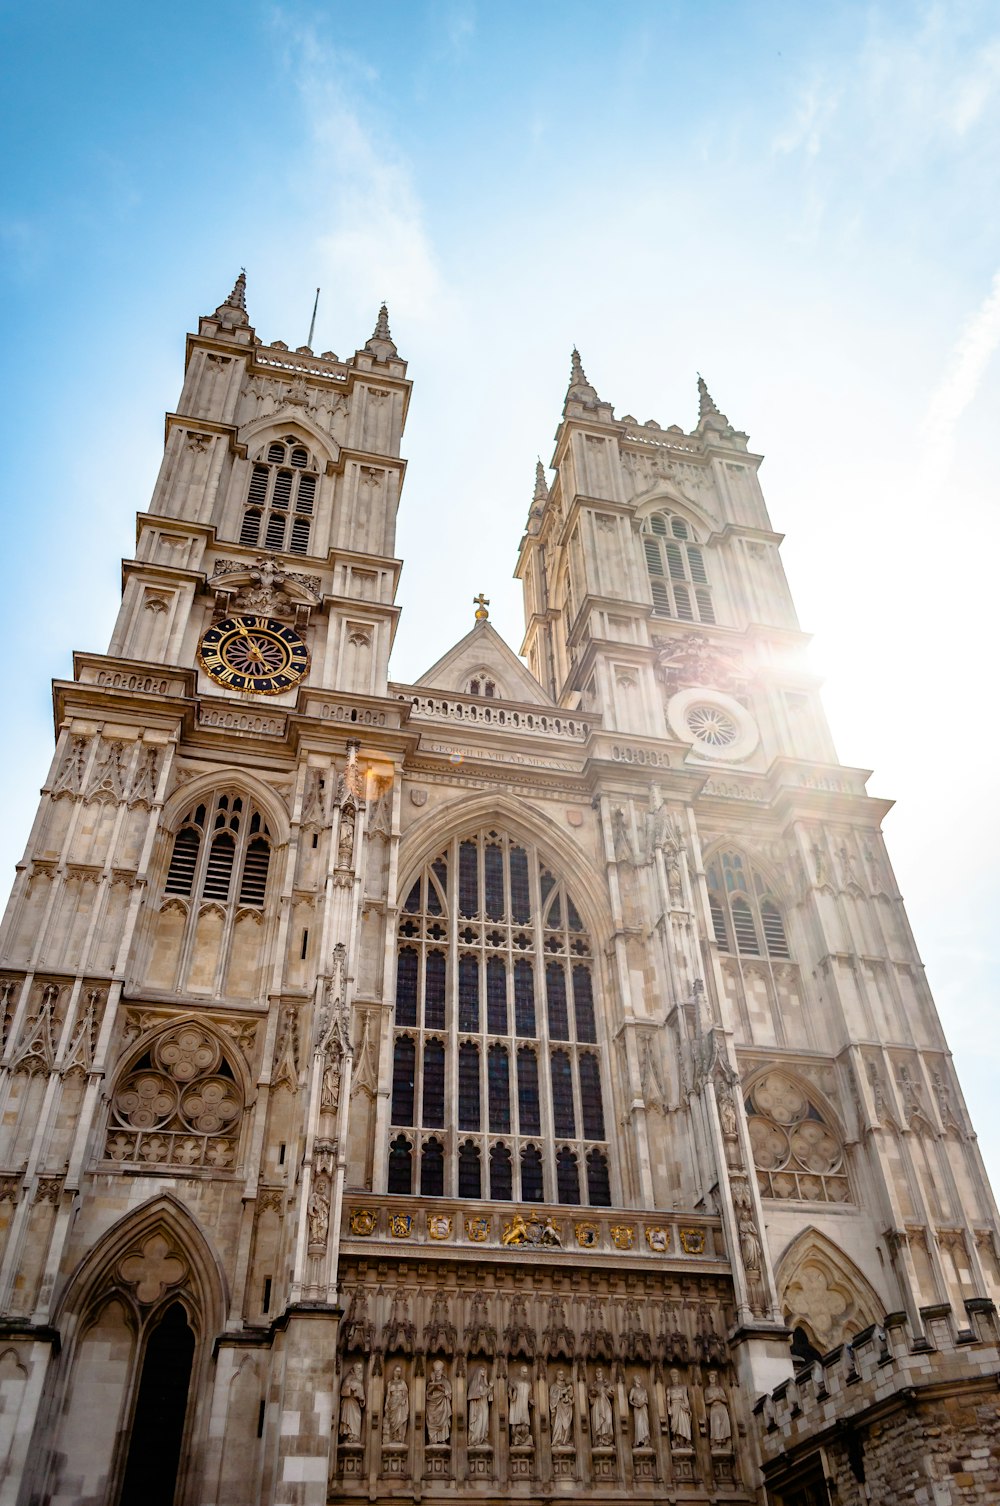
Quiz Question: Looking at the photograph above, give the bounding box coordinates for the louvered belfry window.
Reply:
[161,794,273,917]
[389,829,612,1205]
[705,849,791,960]
[239,437,318,556]
[641,511,715,623]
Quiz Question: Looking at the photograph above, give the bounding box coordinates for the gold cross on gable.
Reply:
[473,593,490,621]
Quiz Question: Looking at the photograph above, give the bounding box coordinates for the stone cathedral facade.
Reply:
[0,274,997,1506]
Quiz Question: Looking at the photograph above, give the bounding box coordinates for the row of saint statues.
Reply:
[338,1360,732,1454]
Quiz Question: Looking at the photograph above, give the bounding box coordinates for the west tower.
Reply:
[0,282,996,1506]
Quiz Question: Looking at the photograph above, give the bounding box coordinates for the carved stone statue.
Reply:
[307,1181,329,1246]
[738,1211,762,1272]
[467,1365,492,1446]
[628,1374,650,1448]
[383,1365,409,1444]
[338,1362,365,1444]
[704,1371,731,1446]
[508,1364,533,1446]
[425,1359,452,1444]
[321,1048,342,1113]
[667,1369,692,1446]
[338,806,356,867]
[717,1082,738,1139]
[588,1367,614,1448]
[549,1367,574,1448]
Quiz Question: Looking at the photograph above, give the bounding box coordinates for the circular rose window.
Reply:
[685,704,738,748]
[666,687,759,762]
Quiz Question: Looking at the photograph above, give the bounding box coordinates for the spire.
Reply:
[365,302,398,358]
[533,458,549,503]
[210,269,249,328]
[226,269,247,312]
[566,346,599,402]
[696,373,730,430]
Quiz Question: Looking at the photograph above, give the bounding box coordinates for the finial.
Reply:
[473,592,490,623]
[227,269,247,312]
[697,373,725,421]
[566,346,599,405]
[210,269,249,327]
[533,458,549,503]
[365,301,398,357]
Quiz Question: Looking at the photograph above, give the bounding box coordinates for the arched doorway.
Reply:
[118,1301,195,1506]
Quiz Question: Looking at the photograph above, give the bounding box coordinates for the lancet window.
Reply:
[706,850,790,959]
[149,792,273,996]
[239,437,318,556]
[641,511,715,623]
[389,829,612,1205]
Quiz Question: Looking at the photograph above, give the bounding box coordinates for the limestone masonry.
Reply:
[0,274,995,1505]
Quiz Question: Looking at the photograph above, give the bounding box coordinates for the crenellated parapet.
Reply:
[755,1301,1000,1503]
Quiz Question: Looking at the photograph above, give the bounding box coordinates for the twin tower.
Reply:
[0,274,996,1506]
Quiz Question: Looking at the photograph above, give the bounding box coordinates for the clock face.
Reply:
[198,616,310,695]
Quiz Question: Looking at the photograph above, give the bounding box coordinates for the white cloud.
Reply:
[923,267,1000,487]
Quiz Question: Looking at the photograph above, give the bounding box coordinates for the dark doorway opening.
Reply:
[119,1301,194,1506]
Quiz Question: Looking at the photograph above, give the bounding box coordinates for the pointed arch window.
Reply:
[240,436,318,556]
[153,793,273,996]
[705,850,791,960]
[390,829,612,1204]
[641,511,715,623]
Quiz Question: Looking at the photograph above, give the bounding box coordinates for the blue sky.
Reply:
[2,1,999,1188]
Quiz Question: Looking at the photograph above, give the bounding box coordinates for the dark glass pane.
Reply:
[556,1147,580,1205]
[459,1042,480,1131]
[459,954,479,1032]
[514,960,536,1037]
[551,1050,575,1137]
[426,874,443,915]
[572,965,596,1042]
[520,1144,543,1202]
[422,1039,445,1127]
[566,899,583,932]
[488,1044,511,1133]
[403,880,421,914]
[396,948,419,1026]
[484,842,504,920]
[509,846,530,923]
[517,1047,541,1135]
[391,1037,415,1125]
[540,870,555,904]
[487,957,507,1035]
[587,1148,611,1206]
[490,1143,512,1200]
[458,1140,481,1199]
[432,856,448,897]
[579,1054,605,1139]
[546,963,569,1040]
[424,951,446,1029]
[388,1135,412,1193]
[118,1302,193,1506]
[459,840,478,918]
[421,1137,444,1196]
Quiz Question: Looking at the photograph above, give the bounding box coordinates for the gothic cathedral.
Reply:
[0,275,997,1506]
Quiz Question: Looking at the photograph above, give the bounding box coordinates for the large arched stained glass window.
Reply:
[389,829,612,1204]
